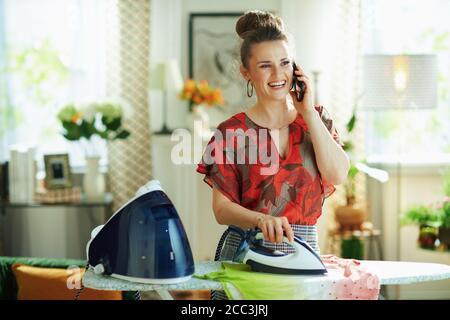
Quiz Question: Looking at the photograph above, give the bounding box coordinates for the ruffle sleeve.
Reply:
[315,105,344,148]
[196,125,241,204]
[315,105,344,199]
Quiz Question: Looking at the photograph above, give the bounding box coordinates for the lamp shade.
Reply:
[362,54,438,110]
[150,59,183,91]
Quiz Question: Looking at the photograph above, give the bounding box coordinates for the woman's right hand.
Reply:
[256,214,294,244]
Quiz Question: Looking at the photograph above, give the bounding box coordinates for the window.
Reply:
[361,0,450,162]
[0,0,108,168]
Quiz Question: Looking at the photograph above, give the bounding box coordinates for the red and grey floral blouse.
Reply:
[196,105,343,226]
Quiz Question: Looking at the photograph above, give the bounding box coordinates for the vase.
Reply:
[83,156,105,201]
[418,224,438,249]
[335,203,367,231]
[186,105,211,137]
[438,226,450,249]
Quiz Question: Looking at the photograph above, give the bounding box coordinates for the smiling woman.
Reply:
[195,10,349,301]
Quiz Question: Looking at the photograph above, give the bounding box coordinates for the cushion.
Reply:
[12,263,122,300]
[0,256,89,300]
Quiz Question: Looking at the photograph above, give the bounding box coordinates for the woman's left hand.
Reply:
[290,65,314,116]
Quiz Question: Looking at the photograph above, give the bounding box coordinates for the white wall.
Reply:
[150,0,282,133]
[281,0,340,112]
[149,0,183,133]
[367,162,450,299]
[149,0,341,130]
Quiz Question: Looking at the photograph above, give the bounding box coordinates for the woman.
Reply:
[196,10,350,299]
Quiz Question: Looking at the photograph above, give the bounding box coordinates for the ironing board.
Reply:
[82,260,450,300]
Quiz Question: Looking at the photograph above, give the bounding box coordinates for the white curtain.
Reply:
[0,0,110,167]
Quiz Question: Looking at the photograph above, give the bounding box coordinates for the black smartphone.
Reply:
[292,62,306,102]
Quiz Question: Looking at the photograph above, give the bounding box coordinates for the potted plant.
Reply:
[437,198,450,249]
[57,101,130,200]
[437,170,450,248]
[334,109,389,231]
[57,102,130,146]
[401,204,441,249]
[400,170,450,250]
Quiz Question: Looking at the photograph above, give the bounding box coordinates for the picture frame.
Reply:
[189,12,254,115]
[44,154,73,189]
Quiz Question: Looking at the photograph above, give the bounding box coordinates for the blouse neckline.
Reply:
[239,112,298,162]
[241,111,301,130]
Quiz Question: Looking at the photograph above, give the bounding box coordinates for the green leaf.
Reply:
[61,121,82,140]
[97,130,109,139]
[346,113,356,133]
[114,130,130,140]
[348,164,359,179]
[401,204,441,226]
[342,141,354,151]
[102,116,121,131]
[63,130,81,140]
[62,120,77,131]
[79,120,95,139]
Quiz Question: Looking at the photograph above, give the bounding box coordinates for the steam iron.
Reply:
[231,226,327,275]
[86,180,195,284]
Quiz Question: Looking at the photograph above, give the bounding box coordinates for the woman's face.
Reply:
[241,40,294,102]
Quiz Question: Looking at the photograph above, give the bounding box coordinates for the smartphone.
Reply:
[292,62,306,102]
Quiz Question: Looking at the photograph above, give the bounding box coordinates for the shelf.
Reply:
[0,192,113,208]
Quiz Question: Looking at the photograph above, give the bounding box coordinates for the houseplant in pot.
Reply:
[401,170,450,250]
[437,198,450,249]
[437,169,450,249]
[401,204,441,249]
[57,101,130,200]
[335,110,389,231]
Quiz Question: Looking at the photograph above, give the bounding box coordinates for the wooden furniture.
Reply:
[0,194,113,259]
[327,228,383,260]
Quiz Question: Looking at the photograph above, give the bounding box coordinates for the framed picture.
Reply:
[189,12,255,115]
[44,154,73,189]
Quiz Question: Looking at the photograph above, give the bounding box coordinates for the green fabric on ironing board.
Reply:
[195,262,310,300]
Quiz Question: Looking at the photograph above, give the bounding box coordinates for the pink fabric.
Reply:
[320,255,381,300]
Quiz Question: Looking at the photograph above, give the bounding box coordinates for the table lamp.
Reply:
[150,59,183,135]
[362,54,437,110]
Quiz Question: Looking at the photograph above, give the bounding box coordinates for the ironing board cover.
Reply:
[196,105,343,225]
[195,256,381,300]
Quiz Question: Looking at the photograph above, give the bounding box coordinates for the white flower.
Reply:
[57,104,79,122]
[81,104,97,122]
[93,102,122,123]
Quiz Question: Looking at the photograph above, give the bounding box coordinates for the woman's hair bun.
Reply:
[235,10,284,39]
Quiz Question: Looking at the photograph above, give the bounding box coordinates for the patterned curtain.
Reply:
[106,0,153,211]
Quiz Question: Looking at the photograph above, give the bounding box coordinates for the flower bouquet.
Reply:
[57,101,130,154]
[178,79,224,112]
[57,101,131,200]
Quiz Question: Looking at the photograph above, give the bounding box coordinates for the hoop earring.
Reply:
[246,80,254,98]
